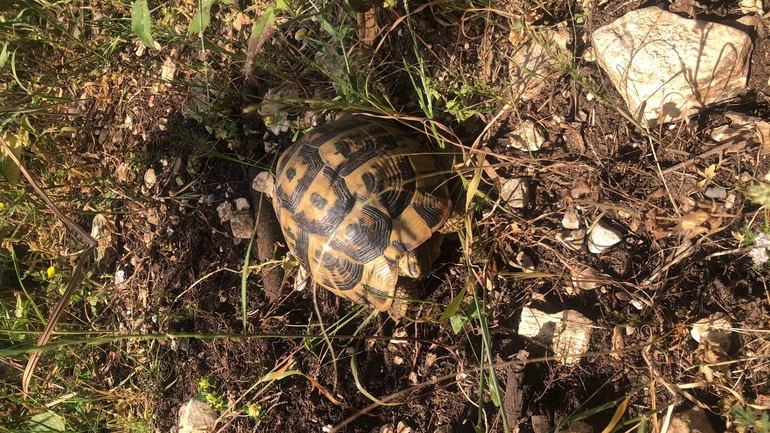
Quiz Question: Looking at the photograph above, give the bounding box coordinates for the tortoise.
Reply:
[272,115,452,318]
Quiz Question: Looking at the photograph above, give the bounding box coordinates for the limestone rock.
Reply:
[507,118,545,151]
[518,307,594,364]
[592,7,751,126]
[500,177,531,209]
[509,28,572,101]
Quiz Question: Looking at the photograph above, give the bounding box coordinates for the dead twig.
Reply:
[661,135,748,176]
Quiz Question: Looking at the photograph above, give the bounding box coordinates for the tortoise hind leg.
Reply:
[388,284,418,321]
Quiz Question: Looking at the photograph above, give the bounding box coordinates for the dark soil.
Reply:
[91,1,770,432]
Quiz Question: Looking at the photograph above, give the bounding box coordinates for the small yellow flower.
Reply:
[0,202,4,210]
[46,266,56,279]
[246,403,262,418]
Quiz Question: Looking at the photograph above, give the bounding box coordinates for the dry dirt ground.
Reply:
[83,0,770,432]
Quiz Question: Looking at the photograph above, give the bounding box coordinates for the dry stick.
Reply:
[0,136,97,397]
[660,135,748,176]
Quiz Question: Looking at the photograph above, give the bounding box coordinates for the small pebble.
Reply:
[691,312,732,351]
[704,186,727,199]
[230,210,254,239]
[507,119,545,151]
[570,267,601,293]
[562,210,580,229]
[588,219,623,254]
[143,168,156,188]
[235,197,250,211]
[216,202,233,223]
[500,178,530,208]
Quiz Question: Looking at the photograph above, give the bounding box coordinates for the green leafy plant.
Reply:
[131,0,155,49]
[732,406,770,433]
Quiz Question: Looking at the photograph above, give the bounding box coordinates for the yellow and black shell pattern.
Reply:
[273,116,451,313]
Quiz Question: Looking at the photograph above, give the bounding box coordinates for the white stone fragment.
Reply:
[725,192,736,210]
[562,209,580,230]
[374,421,412,433]
[500,177,530,208]
[216,202,233,223]
[235,197,250,211]
[507,118,545,151]
[587,219,623,254]
[161,57,176,81]
[691,312,732,352]
[251,171,275,199]
[515,251,535,273]
[177,398,217,433]
[518,307,594,364]
[592,7,751,126]
[570,267,601,293]
[143,168,156,188]
[114,269,126,285]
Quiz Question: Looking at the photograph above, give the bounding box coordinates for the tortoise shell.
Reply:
[272,116,451,313]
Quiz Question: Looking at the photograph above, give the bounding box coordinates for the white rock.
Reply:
[739,0,763,14]
[725,192,736,210]
[570,267,601,293]
[500,177,530,208]
[587,219,623,254]
[518,307,594,364]
[509,28,572,101]
[114,269,126,285]
[562,209,580,230]
[669,407,717,433]
[161,57,176,81]
[515,251,535,273]
[177,398,217,433]
[592,7,751,126]
[143,168,156,188]
[691,312,732,352]
[507,118,545,151]
[235,197,250,211]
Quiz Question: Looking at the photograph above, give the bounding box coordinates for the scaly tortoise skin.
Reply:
[273,116,451,317]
